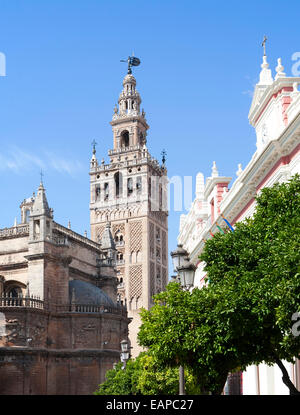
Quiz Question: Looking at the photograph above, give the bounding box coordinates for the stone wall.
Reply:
[0,306,128,395]
[0,348,119,395]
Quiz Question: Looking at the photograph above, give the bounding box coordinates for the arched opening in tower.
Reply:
[114,171,123,198]
[120,131,129,148]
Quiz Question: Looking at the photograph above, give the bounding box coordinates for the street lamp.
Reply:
[177,259,196,291]
[170,244,196,395]
[170,244,189,272]
[120,339,130,369]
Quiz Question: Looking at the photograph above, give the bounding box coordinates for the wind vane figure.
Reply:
[120,54,141,74]
[92,139,97,155]
[262,35,267,56]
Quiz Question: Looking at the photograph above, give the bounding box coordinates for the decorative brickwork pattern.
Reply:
[155,264,161,294]
[162,230,167,266]
[112,223,125,236]
[162,267,167,291]
[96,225,106,243]
[150,261,155,298]
[129,221,142,252]
[129,265,142,300]
[149,222,154,260]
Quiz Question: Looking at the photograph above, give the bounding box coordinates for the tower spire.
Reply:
[90,139,98,169]
[92,139,97,155]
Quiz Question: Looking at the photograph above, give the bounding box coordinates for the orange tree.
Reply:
[138,175,300,394]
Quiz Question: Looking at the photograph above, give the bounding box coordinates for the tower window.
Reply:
[121,131,129,148]
[95,184,101,201]
[25,209,30,223]
[114,172,122,198]
[136,177,142,193]
[104,183,109,201]
[159,184,162,210]
[127,178,133,196]
[34,220,40,237]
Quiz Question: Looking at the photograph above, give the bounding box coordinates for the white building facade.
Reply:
[177,52,300,394]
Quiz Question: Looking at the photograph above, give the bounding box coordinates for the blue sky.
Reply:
[1,0,300,273]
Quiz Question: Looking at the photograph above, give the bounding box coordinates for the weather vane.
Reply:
[40,169,44,184]
[120,54,141,74]
[91,139,97,154]
[262,35,267,56]
[161,149,167,165]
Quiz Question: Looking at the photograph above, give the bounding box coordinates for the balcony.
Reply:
[115,240,125,247]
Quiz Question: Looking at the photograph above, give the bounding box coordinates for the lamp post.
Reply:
[170,244,196,395]
[120,339,130,369]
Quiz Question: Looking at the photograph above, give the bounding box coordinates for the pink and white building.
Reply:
[177,52,300,394]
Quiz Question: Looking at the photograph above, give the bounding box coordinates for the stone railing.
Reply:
[0,225,29,238]
[56,303,127,316]
[53,222,100,251]
[0,294,43,309]
[0,295,127,316]
[108,144,142,155]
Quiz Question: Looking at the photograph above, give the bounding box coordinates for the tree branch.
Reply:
[274,358,300,395]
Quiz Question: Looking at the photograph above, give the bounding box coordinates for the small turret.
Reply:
[90,139,98,169]
[29,181,53,242]
[101,222,116,262]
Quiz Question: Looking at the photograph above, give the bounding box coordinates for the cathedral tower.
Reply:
[89,65,168,356]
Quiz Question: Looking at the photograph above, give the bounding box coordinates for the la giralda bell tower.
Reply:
[89,58,168,356]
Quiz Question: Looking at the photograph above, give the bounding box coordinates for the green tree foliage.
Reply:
[138,175,300,394]
[200,175,300,393]
[94,352,201,395]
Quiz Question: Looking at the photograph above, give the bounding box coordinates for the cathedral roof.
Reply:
[69,279,115,307]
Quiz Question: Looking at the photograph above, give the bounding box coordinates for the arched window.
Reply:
[7,287,21,297]
[25,210,30,223]
[136,176,142,194]
[121,130,129,148]
[114,171,122,198]
[127,178,133,196]
[95,184,101,201]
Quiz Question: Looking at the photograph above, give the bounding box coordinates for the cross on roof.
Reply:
[262,35,267,56]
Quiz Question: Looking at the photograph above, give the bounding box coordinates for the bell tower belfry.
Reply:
[89,62,168,356]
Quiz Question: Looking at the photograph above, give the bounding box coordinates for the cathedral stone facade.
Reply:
[0,182,129,394]
[89,70,169,356]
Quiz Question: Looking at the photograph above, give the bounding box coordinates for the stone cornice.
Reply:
[0,347,121,359]
[249,76,300,126]
[180,110,300,264]
[204,176,232,200]
[24,252,72,267]
[0,261,28,271]
[110,115,149,130]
